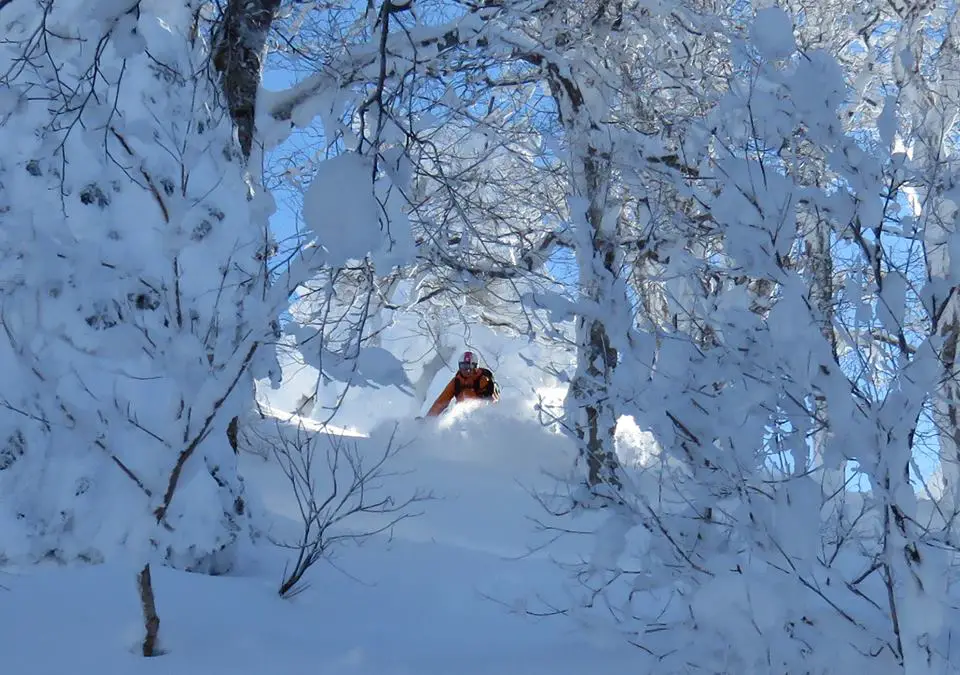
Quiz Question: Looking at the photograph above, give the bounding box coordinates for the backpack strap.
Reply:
[476,368,496,397]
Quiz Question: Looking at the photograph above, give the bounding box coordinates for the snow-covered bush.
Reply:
[244,417,430,597]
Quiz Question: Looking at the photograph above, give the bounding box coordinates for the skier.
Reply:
[424,351,500,417]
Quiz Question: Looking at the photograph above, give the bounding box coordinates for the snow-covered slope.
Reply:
[0,400,649,674]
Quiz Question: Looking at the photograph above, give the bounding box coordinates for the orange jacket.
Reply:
[426,368,499,417]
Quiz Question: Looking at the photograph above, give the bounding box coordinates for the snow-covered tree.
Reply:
[0,0,279,571]
[526,4,960,673]
[0,0,304,654]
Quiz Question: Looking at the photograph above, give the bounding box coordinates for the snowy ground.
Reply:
[0,400,646,675]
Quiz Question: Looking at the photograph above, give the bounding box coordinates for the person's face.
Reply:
[458,360,476,376]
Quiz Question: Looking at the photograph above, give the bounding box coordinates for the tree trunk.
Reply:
[138,564,160,657]
[546,65,624,490]
[933,303,960,517]
[577,151,621,489]
[213,0,282,454]
[804,219,844,494]
[213,0,283,162]
[579,318,620,487]
[922,198,960,521]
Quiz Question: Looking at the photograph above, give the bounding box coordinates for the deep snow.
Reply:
[0,400,647,675]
